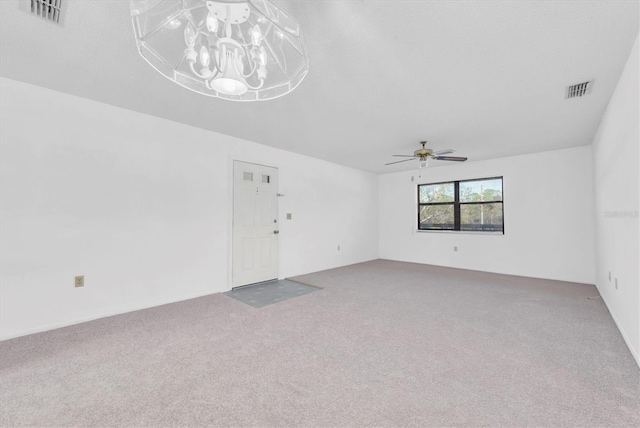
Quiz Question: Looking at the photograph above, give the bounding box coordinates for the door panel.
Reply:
[232,161,278,287]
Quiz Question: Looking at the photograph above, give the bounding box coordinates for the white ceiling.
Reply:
[1,0,638,173]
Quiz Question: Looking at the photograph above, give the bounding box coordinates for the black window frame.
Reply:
[417,176,504,233]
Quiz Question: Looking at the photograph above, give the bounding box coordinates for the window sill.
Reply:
[416,230,504,235]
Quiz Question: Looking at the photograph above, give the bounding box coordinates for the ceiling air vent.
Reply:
[30,0,62,23]
[566,80,593,99]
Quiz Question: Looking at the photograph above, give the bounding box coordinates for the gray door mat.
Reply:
[223,279,320,308]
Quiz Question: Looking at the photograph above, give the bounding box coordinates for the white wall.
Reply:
[379,146,595,284]
[592,35,639,365]
[0,77,378,340]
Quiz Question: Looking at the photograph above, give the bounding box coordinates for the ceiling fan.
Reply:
[385,141,468,166]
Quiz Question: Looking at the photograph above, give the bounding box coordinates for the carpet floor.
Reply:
[1,260,638,427]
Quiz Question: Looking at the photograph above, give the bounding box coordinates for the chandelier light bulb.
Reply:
[131,0,309,101]
[250,24,262,46]
[206,11,218,33]
[184,24,196,47]
[199,46,211,67]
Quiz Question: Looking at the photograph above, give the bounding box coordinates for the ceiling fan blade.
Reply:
[392,154,416,157]
[385,158,416,165]
[432,149,455,156]
[433,156,468,162]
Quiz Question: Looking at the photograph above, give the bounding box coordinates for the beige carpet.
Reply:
[1,260,638,427]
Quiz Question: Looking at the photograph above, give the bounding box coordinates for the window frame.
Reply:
[417,176,504,233]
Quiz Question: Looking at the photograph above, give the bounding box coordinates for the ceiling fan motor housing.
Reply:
[414,148,432,157]
[414,141,432,158]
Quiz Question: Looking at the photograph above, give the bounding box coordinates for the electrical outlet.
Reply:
[454,246,458,252]
[75,275,84,288]
[338,245,341,251]
[615,278,618,290]
[286,213,292,220]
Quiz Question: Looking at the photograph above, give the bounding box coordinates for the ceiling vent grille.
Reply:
[30,0,62,23]
[566,81,593,99]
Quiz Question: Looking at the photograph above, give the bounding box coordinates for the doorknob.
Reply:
[273,230,280,234]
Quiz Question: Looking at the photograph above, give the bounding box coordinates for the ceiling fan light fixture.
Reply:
[130,0,309,101]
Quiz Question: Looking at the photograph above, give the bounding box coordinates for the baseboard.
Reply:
[597,287,640,368]
[0,290,217,341]
[379,257,594,285]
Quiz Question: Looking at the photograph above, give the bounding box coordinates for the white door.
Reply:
[232,161,279,287]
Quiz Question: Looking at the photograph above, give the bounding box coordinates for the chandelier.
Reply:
[130,0,309,101]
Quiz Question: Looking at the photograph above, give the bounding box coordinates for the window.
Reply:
[418,177,503,232]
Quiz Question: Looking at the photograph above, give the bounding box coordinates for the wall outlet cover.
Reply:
[74,275,84,288]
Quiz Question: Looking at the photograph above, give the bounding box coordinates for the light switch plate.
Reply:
[287,213,292,220]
